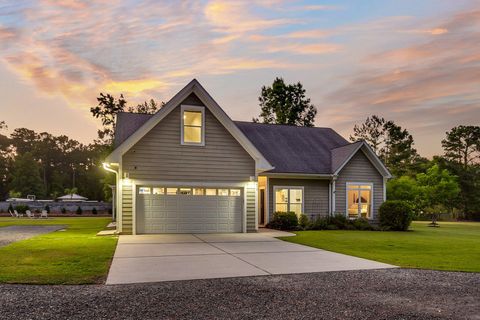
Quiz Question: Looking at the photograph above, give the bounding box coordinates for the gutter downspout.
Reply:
[331,175,337,215]
[103,163,118,223]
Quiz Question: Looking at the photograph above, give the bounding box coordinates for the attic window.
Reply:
[181,105,205,145]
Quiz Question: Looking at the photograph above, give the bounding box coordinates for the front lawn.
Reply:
[281,221,480,272]
[0,217,117,284]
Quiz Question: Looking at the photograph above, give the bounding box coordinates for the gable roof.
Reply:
[331,140,392,178]
[105,79,273,172]
[331,141,363,173]
[235,122,348,174]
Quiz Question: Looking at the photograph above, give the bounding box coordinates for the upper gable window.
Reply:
[181,105,205,145]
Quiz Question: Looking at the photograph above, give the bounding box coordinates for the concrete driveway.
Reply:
[106,231,395,284]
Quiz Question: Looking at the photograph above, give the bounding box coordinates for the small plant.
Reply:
[61,207,67,214]
[76,206,83,215]
[44,205,50,213]
[92,207,98,215]
[298,214,309,229]
[379,200,414,231]
[267,211,298,230]
[7,203,14,213]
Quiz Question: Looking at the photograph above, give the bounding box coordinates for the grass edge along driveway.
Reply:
[0,217,117,284]
[280,221,480,273]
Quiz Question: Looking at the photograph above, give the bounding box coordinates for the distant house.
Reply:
[104,79,391,235]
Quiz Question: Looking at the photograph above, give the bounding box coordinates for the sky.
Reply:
[0,0,479,157]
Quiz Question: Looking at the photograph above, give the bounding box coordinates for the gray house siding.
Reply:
[121,184,133,234]
[335,150,384,218]
[268,178,330,221]
[120,93,256,234]
[123,94,255,182]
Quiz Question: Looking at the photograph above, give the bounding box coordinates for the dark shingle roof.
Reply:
[113,113,357,175]
[330,141,362,173]
[234,121,349,174]
[113,112,153,148]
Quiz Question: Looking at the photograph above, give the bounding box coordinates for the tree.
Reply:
[91,93,162,144]
[127,99,160,114]
[442,125,480,169]
[9,152,45,198]
[254,77,317,127]
[387,176,419,202]
[350,115,418,176]
[416,165,460,224]
[90,93,127,144]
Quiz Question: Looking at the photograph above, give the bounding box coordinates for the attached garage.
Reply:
[135,186,244,234]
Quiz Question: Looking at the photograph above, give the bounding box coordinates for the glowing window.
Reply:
[193,188,204,195]
[166,188,178,195]
[179,188,192,195]
[230,189,241,197]
[152,187,164,195]
[206,189,216,196]
[139,187,151,195]
[218,189,229,196]
[182,107,204,145]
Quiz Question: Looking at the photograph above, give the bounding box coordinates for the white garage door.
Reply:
[136,186,243,234]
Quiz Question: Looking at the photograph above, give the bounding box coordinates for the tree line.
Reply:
[255,77,480,220]
[0,95,159,201]
[1,77,478,220]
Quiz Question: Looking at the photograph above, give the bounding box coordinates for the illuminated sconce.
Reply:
[122,172,131,185]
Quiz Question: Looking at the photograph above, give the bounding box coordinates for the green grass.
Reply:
[0,217,117,284]
[281,221,480,272]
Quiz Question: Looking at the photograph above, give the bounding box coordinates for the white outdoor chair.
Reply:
[14,210,24,218]
[26,210,35,219]
[40,210,48,219]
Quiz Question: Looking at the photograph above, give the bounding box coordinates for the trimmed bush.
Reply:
[14,205,30,213]
[92,207,98,215]
[329,213,349,229]
[298,214,309,229]
[7,204,14,213]
[267,211,298,230]
[44,205,50,213]
[378,200,414,231]
[352,218,374,231]
[61,207,67,214]
[76,206,83,215]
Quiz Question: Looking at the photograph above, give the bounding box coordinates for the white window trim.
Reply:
[273,186,305,215]
[180,105,205,146]
[345,182,374,220]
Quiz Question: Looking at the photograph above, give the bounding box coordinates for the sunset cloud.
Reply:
[0,0,478,157]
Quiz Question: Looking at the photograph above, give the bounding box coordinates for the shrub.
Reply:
[310,216,329,230]
[7,204,14,213]
[92,207,98,215]
[44,205,50,213]
[379,200,414,231]
[267,211,298,230]
[14,205,30,213]
[61,207,67,214]
[329,213,349,229]
[76,206,83,215]
[326,224,338,230]
[352,218,374,231]
[298,214,309,229]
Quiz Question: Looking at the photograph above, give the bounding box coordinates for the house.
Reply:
[104,79,391,234]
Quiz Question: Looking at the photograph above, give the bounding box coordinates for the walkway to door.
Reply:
[106,230,395,284]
